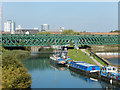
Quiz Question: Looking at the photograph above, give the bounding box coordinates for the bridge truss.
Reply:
[1,34,119,47]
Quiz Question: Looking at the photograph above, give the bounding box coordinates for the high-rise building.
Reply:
[41,24,49,31]
[4,20,15,34]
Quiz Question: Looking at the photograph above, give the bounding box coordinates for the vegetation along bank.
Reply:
[2,48,32,88]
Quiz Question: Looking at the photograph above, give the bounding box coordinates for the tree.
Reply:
[110,30,120,33]
[62,29,74,35]
[37,31,50,34]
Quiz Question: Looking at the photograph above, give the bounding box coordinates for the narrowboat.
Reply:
[65,57,72,67]
[69,61,100,78]
[100,66,120,85]
[50,54,66,65]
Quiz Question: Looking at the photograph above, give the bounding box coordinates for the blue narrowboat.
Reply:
[100,66,120,85]
[69,61,100,78]
[65,57,72,67]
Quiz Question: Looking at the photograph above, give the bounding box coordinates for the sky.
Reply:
[1,2,118,32]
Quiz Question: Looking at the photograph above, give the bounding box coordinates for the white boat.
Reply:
[50,54,65,65]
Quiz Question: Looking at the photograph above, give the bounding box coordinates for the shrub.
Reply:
[2,50,32,88]
[38,47,54,53]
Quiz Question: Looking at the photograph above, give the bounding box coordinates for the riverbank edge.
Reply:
[86,49,119,68]
[98,55,119,59]
[2,49,32,89]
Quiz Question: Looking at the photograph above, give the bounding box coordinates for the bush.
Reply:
[2,50,32,88]
[37,31,50,34]
[38,47,54,53]
[62,29,74,35]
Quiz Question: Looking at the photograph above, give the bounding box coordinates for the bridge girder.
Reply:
[1,34,119,47]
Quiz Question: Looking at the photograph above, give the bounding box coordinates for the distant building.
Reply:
[16,25,22,30]
[45,29,63,32]
[60,27,64,30]
[15,25,39,34]
[15,28,39,34]
[41,24,50,31]
[4,20,15,34]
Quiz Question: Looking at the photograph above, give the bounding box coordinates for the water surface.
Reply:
[23,54,119,88]
[105,57,119,66]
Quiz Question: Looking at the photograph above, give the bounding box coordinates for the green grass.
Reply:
[85,49,107,66]
[68,49,97,65]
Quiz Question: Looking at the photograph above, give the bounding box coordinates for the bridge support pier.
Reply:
[31,46,41,52]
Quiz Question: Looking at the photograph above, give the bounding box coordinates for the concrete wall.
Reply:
[96,52,118,56]
[31,46,41,52]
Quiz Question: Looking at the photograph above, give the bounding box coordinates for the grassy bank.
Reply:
[85,49,107,66]
[68,49,97,65]
[2,49,32,88]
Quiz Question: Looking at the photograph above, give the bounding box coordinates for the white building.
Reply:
[4,20,15,34]
[60,27,64,30]
[41,24,50,31]
[16,25,22,30]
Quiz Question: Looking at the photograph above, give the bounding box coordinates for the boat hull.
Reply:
[100,75,120,85]
[50,58,65,66]
[69,66,99,79]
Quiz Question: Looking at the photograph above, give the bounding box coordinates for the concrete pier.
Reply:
[31,46,41,52]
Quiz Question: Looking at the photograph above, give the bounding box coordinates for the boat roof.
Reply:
[73,61,85,63]
[104,65,117,68]
[66,58,71,60]
[76,62,97,67]
[58,58,65,61]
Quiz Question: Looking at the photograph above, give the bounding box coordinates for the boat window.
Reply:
[108,68,111,70]
[113,68,116,71]
[102,67,104,70]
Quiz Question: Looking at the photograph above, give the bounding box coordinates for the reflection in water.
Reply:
[23,54,120,88]
[23,57,51,71]
[70,70,98,83]
[49,63,66,71]
[100,80,119,89]
[69,69,119,89]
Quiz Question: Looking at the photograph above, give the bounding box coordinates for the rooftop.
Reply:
[76,62,97,67]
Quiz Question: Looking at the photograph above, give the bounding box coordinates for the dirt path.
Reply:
[81,49,103,67]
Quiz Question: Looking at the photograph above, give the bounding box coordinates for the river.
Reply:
[105,57,119,66]
[23,53,119,88]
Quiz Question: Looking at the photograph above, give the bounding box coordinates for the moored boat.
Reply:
[100,66,120,85]
[50,54,66,65]
[69,61,100,78]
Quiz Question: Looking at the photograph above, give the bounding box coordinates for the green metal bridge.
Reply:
[1,34,119,47]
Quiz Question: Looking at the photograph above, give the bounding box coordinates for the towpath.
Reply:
[81,49,104,67]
